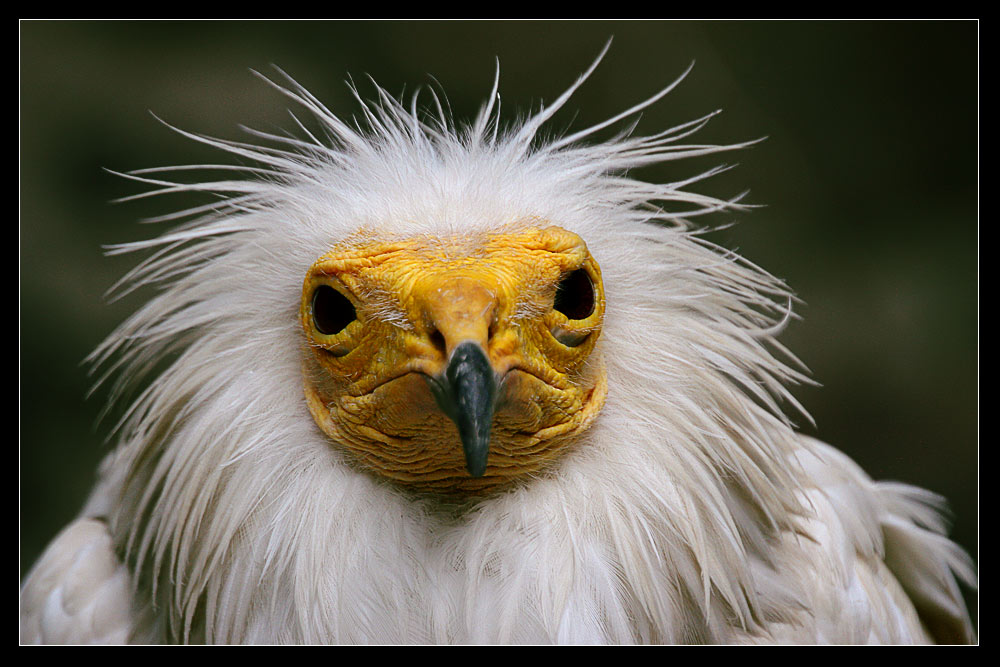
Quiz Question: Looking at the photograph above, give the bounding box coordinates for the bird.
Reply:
[19,51,976,645]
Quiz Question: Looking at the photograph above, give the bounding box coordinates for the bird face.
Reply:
[300,225,607,494]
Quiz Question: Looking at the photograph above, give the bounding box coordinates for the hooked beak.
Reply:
[428,341,497,477]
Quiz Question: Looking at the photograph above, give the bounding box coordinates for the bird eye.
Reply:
[312,285,357,335]
[553,268,595,320]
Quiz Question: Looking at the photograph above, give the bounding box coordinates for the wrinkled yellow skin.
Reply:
[300,225,607,494]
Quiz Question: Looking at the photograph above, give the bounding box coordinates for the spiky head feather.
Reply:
[78,54,970,644]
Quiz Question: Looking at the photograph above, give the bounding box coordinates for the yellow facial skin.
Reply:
[300,225,607,494]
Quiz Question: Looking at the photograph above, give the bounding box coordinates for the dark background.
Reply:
[20,21,978,624]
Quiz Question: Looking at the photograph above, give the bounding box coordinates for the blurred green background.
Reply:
[20,20,977,620]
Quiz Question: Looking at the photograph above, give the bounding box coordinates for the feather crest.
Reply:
[80,57,971,644]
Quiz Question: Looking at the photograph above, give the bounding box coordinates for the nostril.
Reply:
[429,329,447,358]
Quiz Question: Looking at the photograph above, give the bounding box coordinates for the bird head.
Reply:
[87,50,829,642]
[299,225,607,493]
[96,53,772,515]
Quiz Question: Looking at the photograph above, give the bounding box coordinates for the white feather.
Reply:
[20,56,975,644]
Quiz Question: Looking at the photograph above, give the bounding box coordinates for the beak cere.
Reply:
[430,341,497,477]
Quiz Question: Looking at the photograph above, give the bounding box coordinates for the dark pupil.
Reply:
[312,285,356,335]
[553,269,595,320]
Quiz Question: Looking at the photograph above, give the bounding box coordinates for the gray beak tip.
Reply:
[431,341,497,478]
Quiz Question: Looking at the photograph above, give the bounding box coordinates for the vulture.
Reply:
[20,53,976,645]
